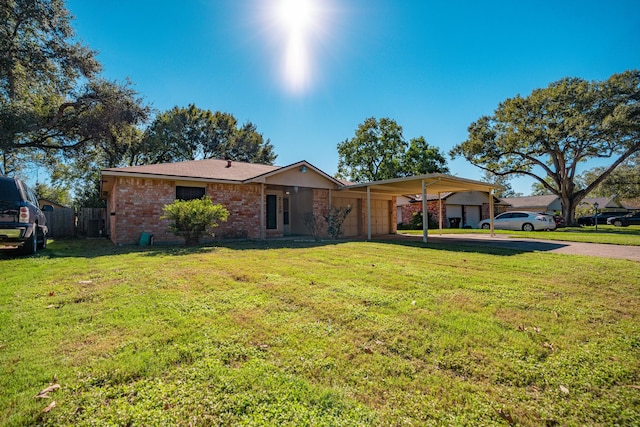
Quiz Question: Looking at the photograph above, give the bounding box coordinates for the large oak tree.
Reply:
[336,117,448,182]
[0,0,149,175]
[451,70,640,224]
[141,105,277,165]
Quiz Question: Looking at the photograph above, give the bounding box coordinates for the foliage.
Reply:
[408,211,438,229]
[481,170,522,198]
[322,206,352,239]
[1,239,639,426]
[401,136,449,177]
[33,182,72,207]
[141,105,277,165]
[161,196,229,245]
[337,117,448,182]
[579,152,640,199]
[451,70,640,225]
[0,0,149,209]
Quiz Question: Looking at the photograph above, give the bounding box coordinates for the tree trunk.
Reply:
[560,194,584,226]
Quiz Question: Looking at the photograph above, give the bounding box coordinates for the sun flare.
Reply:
[275,0,317,34]
[259,0,334,94]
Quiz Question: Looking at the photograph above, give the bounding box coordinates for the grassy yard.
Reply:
[1,239,639,426]
[402,225,640,246]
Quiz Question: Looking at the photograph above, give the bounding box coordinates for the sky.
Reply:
[65,0,640,195]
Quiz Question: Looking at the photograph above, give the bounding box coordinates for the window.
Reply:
[283,197,289,225]
[266,195,277,229]
[176,186,206,201]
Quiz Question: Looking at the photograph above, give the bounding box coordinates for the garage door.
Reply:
[332,197,360,237]
[370,199,390,235]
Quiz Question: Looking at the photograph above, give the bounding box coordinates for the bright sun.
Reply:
[268,0,328,93]
[275,0,317,34]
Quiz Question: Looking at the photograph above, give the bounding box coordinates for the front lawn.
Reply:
[403,225,640,246]
[1,239,639,426]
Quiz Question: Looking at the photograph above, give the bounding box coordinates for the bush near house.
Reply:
[161,196,229,245]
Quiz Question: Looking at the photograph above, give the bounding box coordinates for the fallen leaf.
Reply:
[48,291,55,297]
[495,408,515,425]
[533,326,541,334]
[559,385,569,395]
[42,401,56,413]
[363,347,373,354]
[79,280,92,285]
[35,384,60,398]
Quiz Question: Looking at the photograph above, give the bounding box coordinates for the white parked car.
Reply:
[477,211,556,231]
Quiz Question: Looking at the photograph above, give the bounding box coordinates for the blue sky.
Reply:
[66,0,640,195]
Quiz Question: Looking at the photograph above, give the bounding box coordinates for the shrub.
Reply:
[409,211,438,229]
[323,206,353,240]
[161,197,229,246]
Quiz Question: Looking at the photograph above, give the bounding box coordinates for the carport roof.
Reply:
[341,173,499,195]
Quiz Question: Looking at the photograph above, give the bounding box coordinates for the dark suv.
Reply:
[0,176,48,254]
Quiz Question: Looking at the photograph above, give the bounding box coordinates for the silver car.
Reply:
[477,211,556,231]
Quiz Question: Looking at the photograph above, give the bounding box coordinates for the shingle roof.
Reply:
[500,194,559,208]
[103,158,280,182]
[579,197,623,209]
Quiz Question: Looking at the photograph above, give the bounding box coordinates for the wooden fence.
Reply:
[43,207,107,238]
[77,208,107,238]
[43,208,76,238]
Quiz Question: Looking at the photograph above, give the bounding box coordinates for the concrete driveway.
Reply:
[397,233,640,262]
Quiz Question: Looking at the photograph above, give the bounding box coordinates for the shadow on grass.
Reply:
[371,234,569,256]
[0,236,355,260]
[0,233,574,260]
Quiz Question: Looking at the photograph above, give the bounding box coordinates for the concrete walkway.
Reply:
[395,233,640,262]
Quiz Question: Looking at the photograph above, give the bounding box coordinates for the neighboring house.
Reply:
[101,158,498,245]
[499,195,562,214]
[38,198,68,210]
[579,196,627,212]
[398,192,504,228]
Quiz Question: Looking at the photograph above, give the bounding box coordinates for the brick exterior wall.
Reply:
[109,177,264,244]
[481,203,507,220]
[107,177,397,244]
[313,189,330,237]
[390,197,397,231]
[400,201,446,226]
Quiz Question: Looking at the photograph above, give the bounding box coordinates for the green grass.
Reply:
[1,239,639,426]
[403,225,640,246]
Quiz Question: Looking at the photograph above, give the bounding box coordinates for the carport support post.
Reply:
[489,189,495,237]
[438,192,443,236]
[260,184,265,240]
[367,186,372,240]
[422,179,428,243]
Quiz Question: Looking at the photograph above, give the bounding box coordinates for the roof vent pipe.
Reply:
[226,160,232,168]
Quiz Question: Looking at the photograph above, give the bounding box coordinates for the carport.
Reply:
[342,174,500,242]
